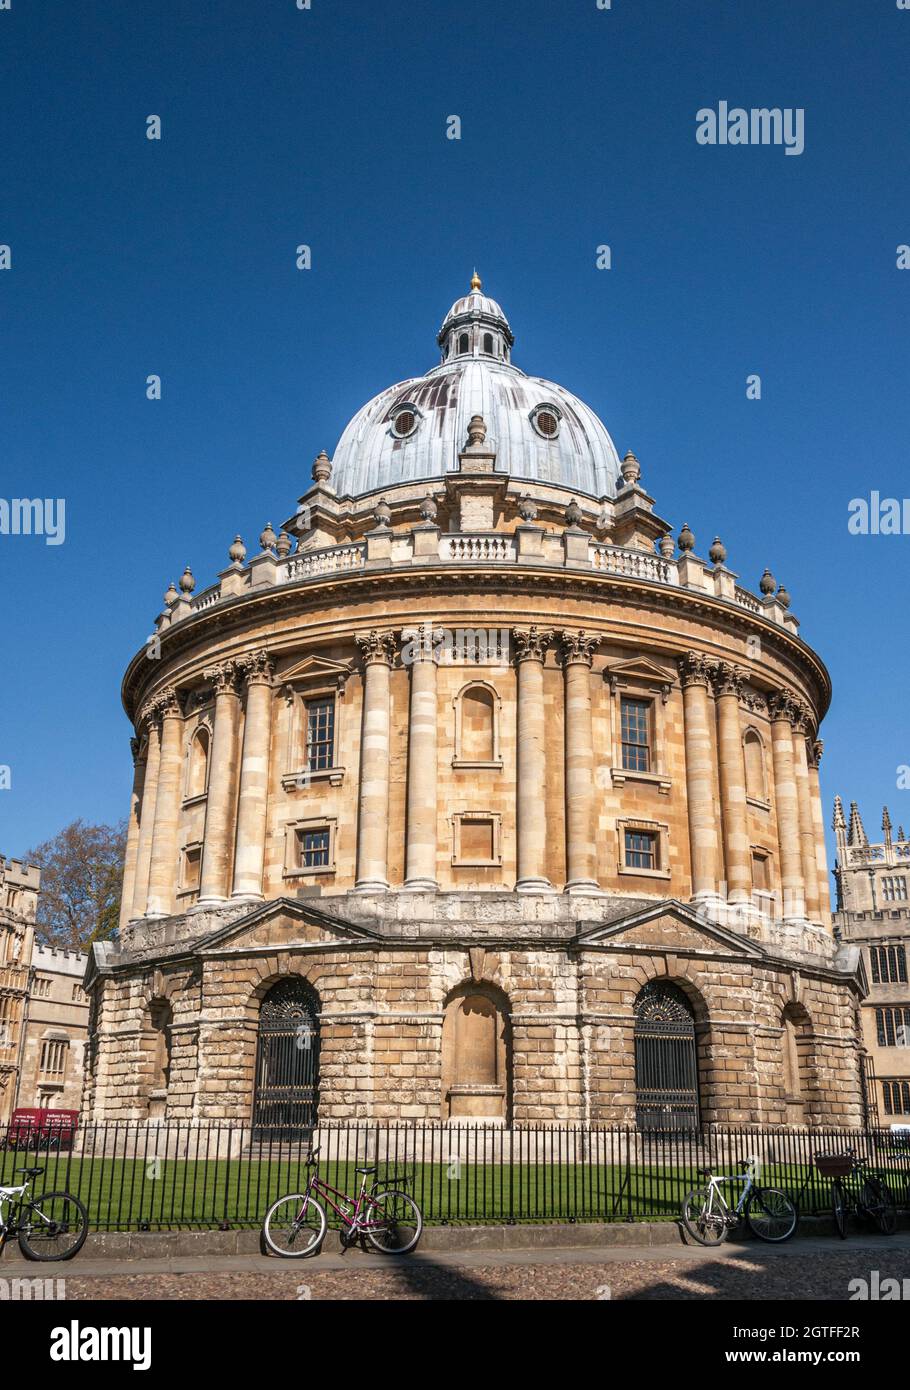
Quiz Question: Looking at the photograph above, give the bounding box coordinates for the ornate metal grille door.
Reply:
[634,981,700,1131]
[252,979,320,1133]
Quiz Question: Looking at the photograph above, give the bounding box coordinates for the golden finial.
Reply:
[470,269,482,292]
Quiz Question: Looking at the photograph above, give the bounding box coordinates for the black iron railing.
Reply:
[1,1121,908,1231]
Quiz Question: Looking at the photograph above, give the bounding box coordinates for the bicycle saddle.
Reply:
[15,1167,44,1178]
[696,1167,712,1176]
[355,1165,377,1174]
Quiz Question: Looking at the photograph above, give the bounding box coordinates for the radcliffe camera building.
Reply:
[83,278,867,1130]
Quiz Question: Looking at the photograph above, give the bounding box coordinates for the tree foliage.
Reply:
[24,819,127,949]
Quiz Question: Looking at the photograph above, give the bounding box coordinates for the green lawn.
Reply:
[4,1148,907,1229]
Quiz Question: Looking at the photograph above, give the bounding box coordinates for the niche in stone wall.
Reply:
[453,681,502,769]
[441,982,511,1123]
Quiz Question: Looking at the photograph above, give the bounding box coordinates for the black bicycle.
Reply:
[0,1166,89,1261]
[814,1150,897,1239]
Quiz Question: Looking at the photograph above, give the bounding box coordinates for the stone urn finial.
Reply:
[658,533,675,559]
[708,536,727,566]
[565,497,584,528]
[229,535,247,566]
[373,496,392,528]
[419,493,438,524]
[312,450,332,485]
[179,565,196,595]
[621,449,641,485]
[759,567,776,596]
[517,493,538,523]
[259,521,277,552]
[164,580,179,606]
[467,414,487,447]
[678,522,695,553]
[776,582,791,609]
[276,530,292,558]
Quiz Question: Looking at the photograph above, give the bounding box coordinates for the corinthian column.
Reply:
[808,739,832,921]
[713,663,751,905]
[558,629,600,893]
[197,661,241,906]
[230,651,275,901]
[120,737,146,928]
[769,692,806,921]
[354,631,396,891]
[146,688,184,917]
[513,626,553,891]
[792,703,822,922]
[403,627,440,891]
[131,708,161,919]
[678,652,721,902]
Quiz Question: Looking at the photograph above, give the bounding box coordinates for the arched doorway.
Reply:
[252,978,320,1133]
[634,980,700,1131]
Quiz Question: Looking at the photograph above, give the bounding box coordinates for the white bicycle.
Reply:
[681,1159,798,1245]
[0,1165,89,1261]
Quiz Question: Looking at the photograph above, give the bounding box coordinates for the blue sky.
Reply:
[1,0,908,867]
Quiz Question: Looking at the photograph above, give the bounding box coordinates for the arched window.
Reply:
[453,682,501,767]
[634,981,700,1131]
[252,978,320,1133]
[458,333,469,354]
[186,726,210,799]
[441,984,511,1121]
[743,729,766,801]
[482,332,494,354]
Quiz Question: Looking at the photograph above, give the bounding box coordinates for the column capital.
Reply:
[791,698,814,736]
[400,625,445,664]
[810,738,824,769]
[129,735,142,765]
[155,686,183,719]
[356,630,397,668]
[238,649,274,687]
[768,689,801,725]
[677,650,716,689]
[711,661,746,699]
[556,629,600,668]
[204,659,241,696]
[512,625,553,664]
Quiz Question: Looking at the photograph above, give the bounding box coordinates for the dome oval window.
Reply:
[390,407,418,439]
[531,404,561,439]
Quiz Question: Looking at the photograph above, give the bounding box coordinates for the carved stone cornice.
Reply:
[203,660,240,697]
[712,661,746,699]
[237,649,275,688]
[356,630,397,668]
[677,651,716,690]
[556,629,600,668]
[511,625,553,664]
[741,689,768,714]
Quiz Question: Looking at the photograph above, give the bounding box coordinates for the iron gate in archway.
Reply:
[252,978,320,1134]
[633,980,700,1131]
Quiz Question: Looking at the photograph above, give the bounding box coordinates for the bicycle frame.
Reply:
[700,1169,758,1223]
[297,1169,388,1233]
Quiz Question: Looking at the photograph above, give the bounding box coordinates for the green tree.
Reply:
[24,819,127,949]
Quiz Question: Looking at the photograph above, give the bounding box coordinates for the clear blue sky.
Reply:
[1,0,908,868]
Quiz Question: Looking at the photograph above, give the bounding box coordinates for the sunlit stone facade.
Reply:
[84,279,865,1129]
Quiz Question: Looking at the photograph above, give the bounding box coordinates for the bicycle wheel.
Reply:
[18,1191,88,1261]
[681,1186,728,1246]
[861,1177,897,1236]
[364,1189,422,1255]
[832,1180,848,1239]
[746,1187,798,1243]
[262,1193,326,1258]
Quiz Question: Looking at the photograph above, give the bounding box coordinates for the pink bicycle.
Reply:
[262,1147,422,1258]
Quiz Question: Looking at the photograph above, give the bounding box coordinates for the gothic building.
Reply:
[84,277,865,1130]
[833,798,910,1122]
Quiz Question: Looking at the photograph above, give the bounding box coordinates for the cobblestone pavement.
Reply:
[52,1239,910,1301]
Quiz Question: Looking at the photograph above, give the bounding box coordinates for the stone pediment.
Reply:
[197,897,381,955]
[280,654,354,690]
[572,899,766,958]
[605,657,675,693]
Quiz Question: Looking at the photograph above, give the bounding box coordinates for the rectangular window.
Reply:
[882,1079,910,1116]
[460,817,495,862]
[751,852,770,892]
[882,876,908,902]
[297,828,330,869]
[620,698,651,772]
[625,829,657,871]
[182,846,201,893]
[32,977,52,1000]
[39,1039,67,1077]
[876,1006,910,1047]
[305,698,335,772]
[870,945,908,985]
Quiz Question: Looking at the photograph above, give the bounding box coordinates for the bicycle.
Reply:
[814,1149,897,1239]
[262,1147,423,1258]
[681,1159,798,1246]
[0,1166,89,1261]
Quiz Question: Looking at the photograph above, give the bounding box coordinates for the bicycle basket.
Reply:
[814,1153,856,1179]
